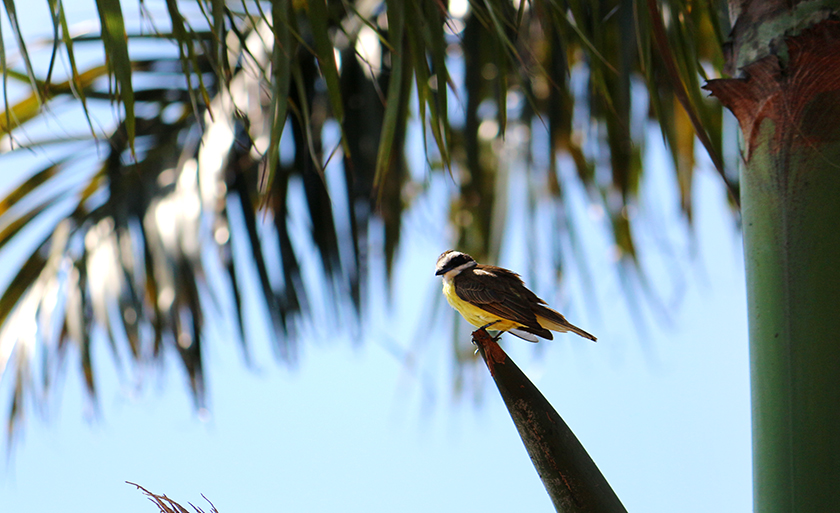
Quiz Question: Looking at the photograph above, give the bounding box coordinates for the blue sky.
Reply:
[0,154,751,512]
[0,3,751,511]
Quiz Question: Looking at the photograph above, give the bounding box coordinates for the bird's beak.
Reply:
[435,268,445,276]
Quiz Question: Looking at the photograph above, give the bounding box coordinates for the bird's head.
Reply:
[435,250,476,277]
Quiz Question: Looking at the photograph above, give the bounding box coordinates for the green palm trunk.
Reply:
[744,121,840,511]
[709,12,840,511]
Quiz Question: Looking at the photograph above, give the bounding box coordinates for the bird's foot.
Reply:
[477,322,504,341]
[471,323,504,353]
[471,324,499,354]
[478,321,499,331]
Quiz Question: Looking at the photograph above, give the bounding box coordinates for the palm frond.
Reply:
[0,12,354,439]
[0,0,737,442]
[128,482,219,513]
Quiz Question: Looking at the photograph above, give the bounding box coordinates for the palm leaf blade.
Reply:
[474,329,627,512]
[94,0,135,154]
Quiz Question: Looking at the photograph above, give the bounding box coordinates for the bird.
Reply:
[435,250,596,342]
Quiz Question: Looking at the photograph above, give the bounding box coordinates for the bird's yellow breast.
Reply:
[442,279,521,331]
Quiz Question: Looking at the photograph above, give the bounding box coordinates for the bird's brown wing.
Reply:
[454,266,553,340]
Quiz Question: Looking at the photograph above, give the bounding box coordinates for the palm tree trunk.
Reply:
[707,7,840,511]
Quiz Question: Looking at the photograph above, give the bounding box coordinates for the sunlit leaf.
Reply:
[645,0,736,205]
[262,0,293,200]
[308,0,346,131]
[374,0,406,199]
[164,0,210,123]
[1,0,43,107]
[94,0,135,155]
[46,0,94,134]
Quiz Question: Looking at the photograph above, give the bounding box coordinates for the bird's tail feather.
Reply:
[535,312,597,341]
